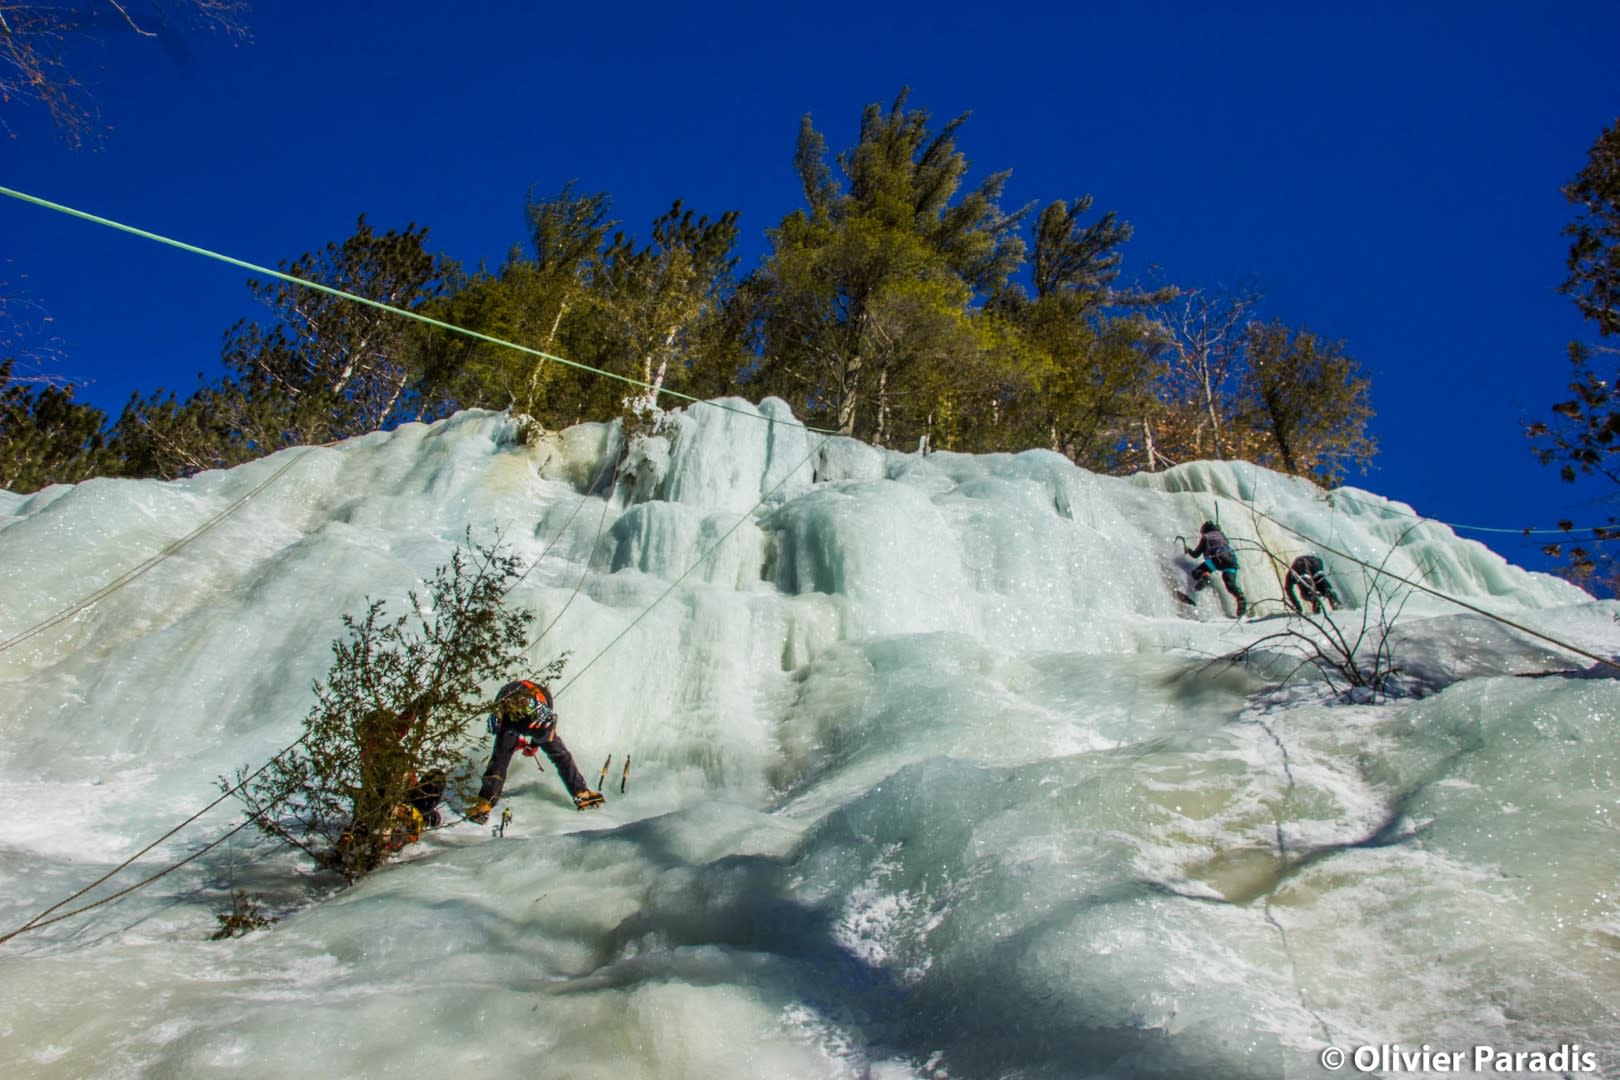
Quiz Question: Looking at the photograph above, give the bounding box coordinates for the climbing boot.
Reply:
[572,789,605,811]
[467,798,494,825]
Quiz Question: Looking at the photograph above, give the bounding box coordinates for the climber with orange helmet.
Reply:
[467,680,603,822]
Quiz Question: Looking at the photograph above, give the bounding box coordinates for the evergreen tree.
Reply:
[753,90,1025,443]
[995,196,1168,468]
[417,183,615,422]
[416,187,746,431]
[112,218,449,478]
[1014,304,1168,469]
[593,200,741,415]
[222,216,447,437]
[107,384,233,480]
[0,358,116,491]
[1028,196,1134,309]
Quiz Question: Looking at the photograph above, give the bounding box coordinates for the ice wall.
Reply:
[0,399,1615,1079]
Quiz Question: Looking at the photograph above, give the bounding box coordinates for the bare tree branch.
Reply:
[0,1,248,144]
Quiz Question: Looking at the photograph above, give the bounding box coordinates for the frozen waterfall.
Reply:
[0,398,1615,1079]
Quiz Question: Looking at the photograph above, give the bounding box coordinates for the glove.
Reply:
[572,789,604,811]
[466,798,493,825]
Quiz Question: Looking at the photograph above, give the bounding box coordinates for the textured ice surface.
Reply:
[1,400,1615,1079]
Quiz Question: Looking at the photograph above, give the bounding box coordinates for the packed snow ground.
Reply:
[1,399,1616,1079]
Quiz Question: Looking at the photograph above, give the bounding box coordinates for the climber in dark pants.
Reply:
[1284,554,1340,615]
[467,680,603,822]
[1186,521,1248,617]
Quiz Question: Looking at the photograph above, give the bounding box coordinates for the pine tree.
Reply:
[995,197,1167,467]
[222,216,448,438]
[111,218,450,479]
[414,187,747,431]
[107,385,231,480]
[416,183,615,422]
[1014,304,1168,469]
[593,200,741,416]
[752,90,1026,443]
[1028,196,1134,308]
[0,358,116,491]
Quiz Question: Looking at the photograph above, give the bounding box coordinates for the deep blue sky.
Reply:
[3,3,1618,572]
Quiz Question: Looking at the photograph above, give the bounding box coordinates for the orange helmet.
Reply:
[494,680,554,727]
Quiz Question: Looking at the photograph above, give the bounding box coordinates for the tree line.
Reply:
[2,90,1378,494]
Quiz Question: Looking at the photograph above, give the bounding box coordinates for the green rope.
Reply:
[0,184,839,436]
[16,183,1601,541]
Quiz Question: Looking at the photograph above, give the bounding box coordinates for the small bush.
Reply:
[231,534,537,880]
[1201,524,1415,704]
[210,890,275,940]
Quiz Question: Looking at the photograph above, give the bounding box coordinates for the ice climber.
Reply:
[1284,554,1340,615]
[1186,521,1248,617]
[467,680,604,822]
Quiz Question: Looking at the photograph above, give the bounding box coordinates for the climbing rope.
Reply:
[0,729,308,945]
[528,465,618,650]
[0,440,612,943]
[3,817,261,943]
[8,167,1607,942]
[507,434,622,600]
[0,422,820,943]
[1147,457,1607,539]
[0,181,850,663]
[0,443,325,656]
[1322,489,1609,538]
[1244,499,1620,674]
[0,181,850,942]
